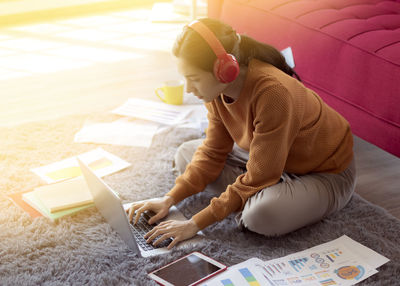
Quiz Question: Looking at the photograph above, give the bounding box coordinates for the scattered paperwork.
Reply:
[74,98,208,148]
[203,235,389,286]
[170,103,208,134]
[74,118,159,148]
[111,98,193,125]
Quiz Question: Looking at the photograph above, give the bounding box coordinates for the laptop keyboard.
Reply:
[129,211,172,251]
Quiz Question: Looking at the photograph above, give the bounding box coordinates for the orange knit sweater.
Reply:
[167,59,354,230]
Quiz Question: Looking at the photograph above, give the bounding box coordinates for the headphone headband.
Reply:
[188,20,228,59]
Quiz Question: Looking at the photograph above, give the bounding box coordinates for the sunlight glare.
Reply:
[46,46,144,63]
[0,37,66,52]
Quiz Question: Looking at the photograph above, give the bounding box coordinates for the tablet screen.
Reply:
[152,253,223,286]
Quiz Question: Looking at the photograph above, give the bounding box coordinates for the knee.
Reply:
[173,140,199,175]
[240,192,290,237]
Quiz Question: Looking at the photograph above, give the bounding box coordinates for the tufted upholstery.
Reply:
[209,0,400,157]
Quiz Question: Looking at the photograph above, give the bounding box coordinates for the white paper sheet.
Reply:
[74,118,159,148]
[111,98,194,125]
[337,235,390,269]
[31,148,131,184]
[176,104,208,133]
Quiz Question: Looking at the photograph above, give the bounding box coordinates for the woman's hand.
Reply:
[126,196,175,225]
[145,219,200,249]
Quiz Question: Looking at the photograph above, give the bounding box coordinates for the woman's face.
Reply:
[177,58,226,103]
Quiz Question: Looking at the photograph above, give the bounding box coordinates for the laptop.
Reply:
[77,158,204,257]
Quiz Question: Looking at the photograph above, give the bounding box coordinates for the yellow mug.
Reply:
[155,80,184,105]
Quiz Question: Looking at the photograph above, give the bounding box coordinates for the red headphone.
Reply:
[189,20,240,83]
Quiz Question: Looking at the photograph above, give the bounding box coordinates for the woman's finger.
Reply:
[156,220,171,227]
[167,236,182,249]
[126,202,142,214]
[148,211,167,225]
[146,228,164,243]
[133,205,150,225]
[153,234,172,246]
[127,203,144,222]
[128,205,140,222]
[144,226,155,239]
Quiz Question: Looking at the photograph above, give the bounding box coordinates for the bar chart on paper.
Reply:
[324,250,343,263]
[239,268,261,286]
[221,279,235,286]
[204,266,264,286]
[258,261,286,276]
[288,257,309,272]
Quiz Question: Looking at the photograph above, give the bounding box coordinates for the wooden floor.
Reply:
[353,136,400,219]
[1,7,399,220]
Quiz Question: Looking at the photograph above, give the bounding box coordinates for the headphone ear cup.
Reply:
[213,54,240,83]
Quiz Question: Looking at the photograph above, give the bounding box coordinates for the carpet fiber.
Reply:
[1,113,399,285]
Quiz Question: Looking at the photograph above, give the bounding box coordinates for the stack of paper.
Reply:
[22,178,94,222]
[203,235,389,286]
[29,178,93,213]
[73,98,209,148]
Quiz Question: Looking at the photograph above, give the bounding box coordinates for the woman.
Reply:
[127,18,356,249]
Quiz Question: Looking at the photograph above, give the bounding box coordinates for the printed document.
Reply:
[202,235,389,286]
[74,118,159,148]
[111,98,193,125]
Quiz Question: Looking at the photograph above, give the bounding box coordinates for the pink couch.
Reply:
[209,0,400,157]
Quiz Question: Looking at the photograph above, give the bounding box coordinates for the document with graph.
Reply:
[201,235,389,286]
[201,257,270,286]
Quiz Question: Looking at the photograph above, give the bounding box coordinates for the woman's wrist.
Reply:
[188,218,201,232]
[163,195,176,207]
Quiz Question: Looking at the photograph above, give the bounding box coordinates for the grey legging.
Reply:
[173,139,356,236]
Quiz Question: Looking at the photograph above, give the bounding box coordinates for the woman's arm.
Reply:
[166,104,234,203]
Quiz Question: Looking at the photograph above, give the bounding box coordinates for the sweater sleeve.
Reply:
[166,103,234,204]
[192,84,301,229]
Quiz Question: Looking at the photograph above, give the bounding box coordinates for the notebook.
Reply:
[32,178,93,213]
[22,191,93,222]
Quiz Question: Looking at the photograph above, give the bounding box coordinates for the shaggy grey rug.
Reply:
[1,113,399,286]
